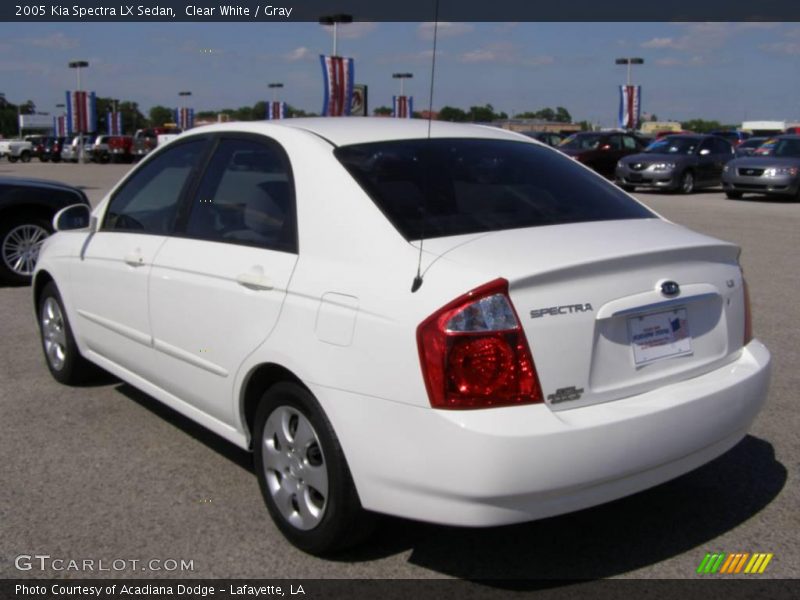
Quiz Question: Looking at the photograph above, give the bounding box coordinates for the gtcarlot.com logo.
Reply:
[696,552,773,575]
[14,554,195,573]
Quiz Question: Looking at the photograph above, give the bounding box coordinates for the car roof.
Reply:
[185,117,528,147]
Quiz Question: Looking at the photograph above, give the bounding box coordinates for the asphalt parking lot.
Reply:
[1,161,798,582]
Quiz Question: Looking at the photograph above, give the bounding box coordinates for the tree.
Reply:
[373,106,393,116]
[438,106,468,122]
[149,105,175,127]
[554,106,572,123]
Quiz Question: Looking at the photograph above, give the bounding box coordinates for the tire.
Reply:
[37,281,96,385]
[98,153,110,164]
[253,382,373,555]
[20,151,31,163]
[725,191,742,200]
[40,156,50,163]
[8,155,18,163]
[620,184,636,193]
[51,155,61,163]
[678,170,695,194]
[0,214,51,284]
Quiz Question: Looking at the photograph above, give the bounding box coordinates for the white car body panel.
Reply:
[33,118,771,527]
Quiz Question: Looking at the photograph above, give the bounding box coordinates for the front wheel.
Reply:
[679,171,695,194]
[620,184,636,193]
[8,155,18,163]
[725,191,742,200]
[0,215,50,284]
[253,382,373,555]
[38,281,96,385]
[20,151,31,163]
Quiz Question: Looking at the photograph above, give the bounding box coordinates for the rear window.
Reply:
[334,138,655,240]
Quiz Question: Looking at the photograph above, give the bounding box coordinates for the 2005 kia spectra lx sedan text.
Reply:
[32,118,771,554]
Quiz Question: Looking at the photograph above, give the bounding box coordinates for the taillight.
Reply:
[743,276,753,346]
[417,278,542,409]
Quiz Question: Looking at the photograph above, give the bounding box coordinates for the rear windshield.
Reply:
[644,136,699,155]
[335,138,655,240]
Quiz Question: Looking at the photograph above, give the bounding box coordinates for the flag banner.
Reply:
[175,107,194,129]
[393,95,413,118]
[266,101,287,120]
[320,55,355,116]
[351,84,367,116]
[107,111,123,135]
[65,90,97,133]
[618,85,641,129]
[53,115,68,137]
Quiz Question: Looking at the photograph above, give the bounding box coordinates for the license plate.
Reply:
[628,308,692,366]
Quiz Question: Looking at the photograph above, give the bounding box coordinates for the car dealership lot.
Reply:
[1,161,797,580]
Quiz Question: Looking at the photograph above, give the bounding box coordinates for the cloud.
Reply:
[459,41,553,66]
[319,21,377,40]
[641,37,676,49]
[641,22,783,53]
[759,41,800,55]
[284,46,314,61]
[654,55,708,67]
[22,32,79,50]
[418,22,474,40]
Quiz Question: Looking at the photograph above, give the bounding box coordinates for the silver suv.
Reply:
[60,135,94,163]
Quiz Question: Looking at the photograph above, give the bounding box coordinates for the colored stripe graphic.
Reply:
[698,552,772,574]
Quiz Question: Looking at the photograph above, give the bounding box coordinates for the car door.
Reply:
[69,138,209,377]
[147,134,299,425]
[708,138,734,183]
[694,139,716,184]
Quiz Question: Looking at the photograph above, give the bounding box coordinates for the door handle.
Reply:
[236,272,273,290]
[124,251,145,267]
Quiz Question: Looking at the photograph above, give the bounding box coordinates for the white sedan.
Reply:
[33,118,771,554]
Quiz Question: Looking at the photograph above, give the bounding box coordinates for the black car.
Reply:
[558,131,645,178]
[0,178,89,284]
[41,137,67,163]
[615,135,735,194]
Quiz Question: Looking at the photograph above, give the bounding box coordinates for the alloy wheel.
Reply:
[41,297,67,371]
[2,223,48,277]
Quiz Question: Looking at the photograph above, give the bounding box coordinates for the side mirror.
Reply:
[53,203,93,232]
[699,148,711,156]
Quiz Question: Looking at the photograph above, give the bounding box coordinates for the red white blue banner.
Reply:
[618,85,641,130]
[393,95,413,118]
[266,101,287,120]
[53,115,68,137]
[175,107,194,129]
[107,111,122,135]
[320,55,354,116]
[65,90,97,133]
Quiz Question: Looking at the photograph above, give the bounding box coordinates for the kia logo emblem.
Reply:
[661,281,680,297]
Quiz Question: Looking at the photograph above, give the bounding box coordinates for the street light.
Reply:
[318,13,353,57]
[268,82,284,103]
[68,60,89,162]
[615,57,644,87]
[392,73,413,96]
[178,91,192,129]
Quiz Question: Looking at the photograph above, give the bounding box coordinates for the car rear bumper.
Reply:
[316,340,770,526]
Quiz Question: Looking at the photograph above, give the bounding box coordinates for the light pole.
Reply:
[392,73,413,97]
[268,82,284,103]
[178,91,191,128]
[68,60,89,161]
[318,13,353,57]
[615,57,644,130]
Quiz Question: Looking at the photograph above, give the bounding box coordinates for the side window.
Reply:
[713,138,732,155]
[622,135,638,150]
[698,140,713,155]
[608,135,623,150]
[102,139,206,234]
[184,137,297,253]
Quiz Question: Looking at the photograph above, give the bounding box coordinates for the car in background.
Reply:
[23,135,47,160]
[89,135,112,163]
[132,126,182,161]
[655,129,694,139]
[520,131,563,147]
[0,139,33,163]
[41,137,67,162]
[735,136,768,157]
[615,134,734,194]
[709,130,750,147]
[558,131,645,178]
[722,134,800,200]
[32,118,770,554]
[108,135,134,163]
[61,135,95,163]
[0,178,89,284]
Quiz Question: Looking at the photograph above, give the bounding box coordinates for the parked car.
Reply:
[520,131,563,147]
[41,136,67,162]
[709,130,750,146]
[0,177,89,284]
[108,135,134,163]
[89,135,112,163]
[23,135,47,160]
[735,136,768,157]
[132,127,182,160]
[654,129,694,139]
[721,134,800,200]
[33,119,770,554]
[558,131,645,178]
[0,139,34,163]
[616,134,735,194]
[61,135,95,163]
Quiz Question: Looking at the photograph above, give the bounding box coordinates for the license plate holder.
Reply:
[628,308,692,366]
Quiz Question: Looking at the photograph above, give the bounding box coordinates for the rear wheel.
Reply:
[725,191,742,200]
[620,184,636,193]
[253,382,373,555]
[20,151,32,163]
[8,155,18,163]
[0,215,51,284]
[38,281,96,384]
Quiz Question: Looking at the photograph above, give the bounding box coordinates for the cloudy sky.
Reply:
[1,21,799,126]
